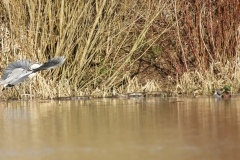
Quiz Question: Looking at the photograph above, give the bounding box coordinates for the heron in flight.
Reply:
[0,56,66,93]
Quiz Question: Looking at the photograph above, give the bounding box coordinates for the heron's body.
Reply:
[0,56,65,89]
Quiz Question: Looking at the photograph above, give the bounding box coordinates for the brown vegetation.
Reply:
[0,0,240,99]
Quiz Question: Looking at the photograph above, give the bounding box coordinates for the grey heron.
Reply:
[0,56,66,93]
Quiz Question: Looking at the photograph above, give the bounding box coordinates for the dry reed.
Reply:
[0,0,240,99]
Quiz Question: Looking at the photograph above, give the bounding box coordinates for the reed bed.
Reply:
[0,0,240,99]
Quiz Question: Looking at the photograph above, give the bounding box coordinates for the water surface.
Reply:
[0,96,240,160]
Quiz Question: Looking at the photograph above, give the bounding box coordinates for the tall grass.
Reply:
[0,0,240,99]
[0,0,172,98]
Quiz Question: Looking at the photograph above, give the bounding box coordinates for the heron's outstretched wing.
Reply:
[0,68,33,87]
[9,70,33,86]
[1,68,25,86]
[33,56,65,72]
[1,60,32,80]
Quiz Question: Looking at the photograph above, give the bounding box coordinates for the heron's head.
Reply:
[30,63,41,70]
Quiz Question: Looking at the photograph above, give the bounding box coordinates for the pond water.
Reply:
[0,96,240,160]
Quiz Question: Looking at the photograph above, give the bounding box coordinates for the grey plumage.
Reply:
[0,56,65,88]
[33,56,65,72]
[214,89,223,101]
[1,59,31,81]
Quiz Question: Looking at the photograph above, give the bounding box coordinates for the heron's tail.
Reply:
[33,56,66,72]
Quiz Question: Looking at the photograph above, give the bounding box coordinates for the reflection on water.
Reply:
[0,97,240,159]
